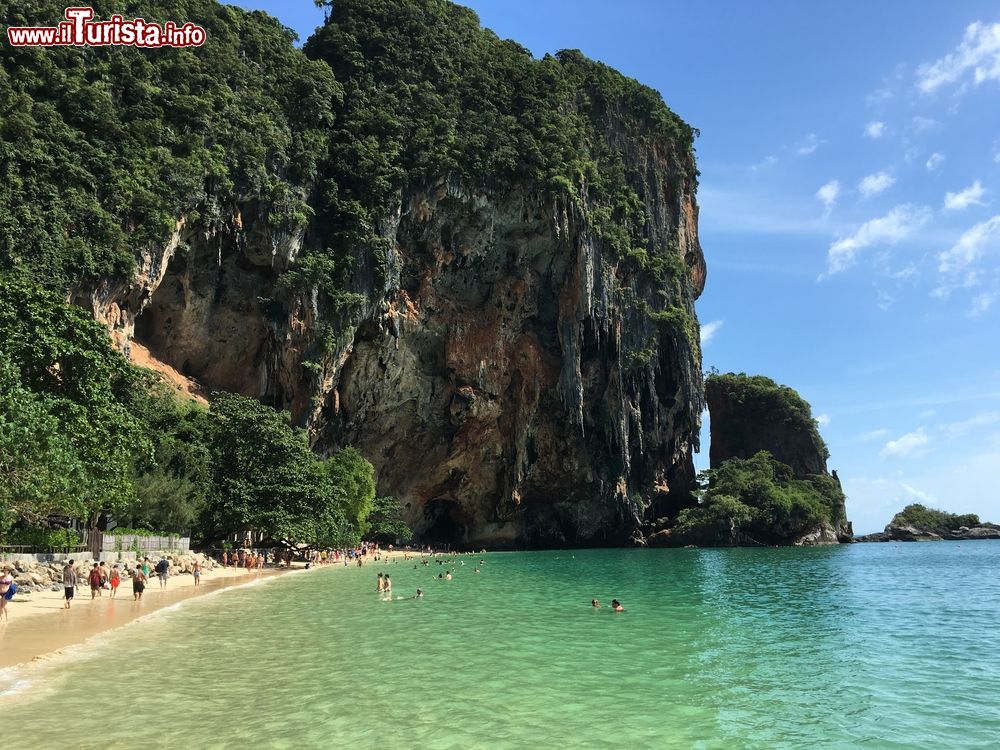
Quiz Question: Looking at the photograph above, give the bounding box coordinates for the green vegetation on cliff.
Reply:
[672,451,846,545]
[307,0,696,273]
[889,504,997,535]
[1,0,337,288]
[706,372,830,462]
[0,278,396,548]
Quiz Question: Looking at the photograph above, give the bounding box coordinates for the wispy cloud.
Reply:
[816,180,840,216]
[865,121,887,139]
[881,427,930,458]
[823,204,931,277]
[943,180,988,211]
[943,411,1000,437]
[700,320,724,346]
[969,291,996,318]
[916,21,1000,94]
[926,152,945,171]
[858,171,896,198]
[816,413,831,427]
[861,428,890,441]
[937,215,1000,274]
[909,116,940,133]
[901,482,938,504]
[797,133,825,156]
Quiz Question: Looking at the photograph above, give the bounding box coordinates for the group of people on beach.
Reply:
[221,549,266,570]
[60,556,180,607]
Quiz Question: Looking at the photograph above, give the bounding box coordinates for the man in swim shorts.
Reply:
[63,560,77,608]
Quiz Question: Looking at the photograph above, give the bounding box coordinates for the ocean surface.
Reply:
[3,542,999,749]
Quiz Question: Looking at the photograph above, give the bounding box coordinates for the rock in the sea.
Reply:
[885,524,943,542]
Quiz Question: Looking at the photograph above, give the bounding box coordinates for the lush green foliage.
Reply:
[0,275,150,530]
[706,372,830,461]
[674,452,846,545]
[0,0,337,289]
[365,496,414,543]
[305,0,697,287]
[0,276,402,547]
[199,393,378,548]
[889,504,995,534]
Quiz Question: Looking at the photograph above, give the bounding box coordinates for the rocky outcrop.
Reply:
[76,155,704,553]
[701,374,852,544]
[705,374,827,478]
[857,525,1000,542]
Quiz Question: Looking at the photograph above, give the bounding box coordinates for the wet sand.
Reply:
[0,552,416,669]
[0,566,279,669]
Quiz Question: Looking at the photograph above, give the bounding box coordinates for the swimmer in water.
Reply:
[611,599,624,612]
[592,599,601,608]
[445,571,452,580]
[415,588,424,598]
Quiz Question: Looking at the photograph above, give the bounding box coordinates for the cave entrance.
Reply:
[419,499,467,549]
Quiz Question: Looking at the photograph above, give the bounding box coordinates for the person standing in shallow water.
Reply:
[132,564,147,601]
[376,572,384,592]
[193,560,202,586]
[88,563,102,600]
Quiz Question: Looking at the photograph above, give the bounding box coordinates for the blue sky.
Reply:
[236,1,1000,533]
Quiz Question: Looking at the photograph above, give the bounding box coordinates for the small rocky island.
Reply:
[856,504,1000,542]
[648,373,852,547]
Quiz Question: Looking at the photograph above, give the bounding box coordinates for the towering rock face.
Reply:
[704,374,852,543]
[9,0,707,548]
[706,375,827,478]
[327,176,704,547]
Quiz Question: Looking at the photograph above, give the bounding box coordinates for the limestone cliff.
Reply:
[64,1,707,548]
[702,373,852,544]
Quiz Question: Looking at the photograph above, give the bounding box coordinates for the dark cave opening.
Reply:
[418,499,467,548]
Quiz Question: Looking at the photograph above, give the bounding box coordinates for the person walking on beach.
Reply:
[88,563,103,600]
[62,560,77,608]
[109,563,121,598]
[222,550,228,567]
[193,560,202,586]
[0,566,15,621]
[142,557,151,579]
[155,557,170,588]
[132,564,147,601]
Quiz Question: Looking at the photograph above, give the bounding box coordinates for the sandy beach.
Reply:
[0,552,415,669]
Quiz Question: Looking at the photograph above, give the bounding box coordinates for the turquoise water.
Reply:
[3,543,1000,749]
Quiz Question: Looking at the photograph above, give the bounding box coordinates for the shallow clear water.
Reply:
[3,543,999,749]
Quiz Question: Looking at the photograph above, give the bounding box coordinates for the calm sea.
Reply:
[3,543,999,749]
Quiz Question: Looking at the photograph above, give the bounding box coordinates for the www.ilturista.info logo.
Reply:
[6,7,206,48]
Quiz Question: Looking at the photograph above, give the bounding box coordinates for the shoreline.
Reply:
[0,552,412,670]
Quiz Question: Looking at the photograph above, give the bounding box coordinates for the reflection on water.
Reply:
[3,544,1000,749]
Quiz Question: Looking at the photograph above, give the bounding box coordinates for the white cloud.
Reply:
[700,320,724,345]
[920,409,937,418]
[943,411,1000,437]
[901,482,938,504]
[816,414,831,427]
[969,291,996,317]
[861,428,890,441]
[916,21,1000,94]
[937,215,1000,273]
[926,152,945,171]
[816,180,840,215]
[910,116,940,132]
[876,288,895,311]
[881,428,930,458]
[865,121,887,139]
[823,204,931,276]
[858,171,896,198]
[797,133,824,156]
[943,180,987,211]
